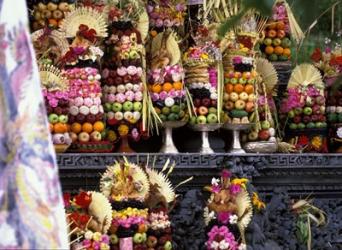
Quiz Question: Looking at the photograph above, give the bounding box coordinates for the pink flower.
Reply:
[212,185,221,193]
[230,184,241,195]
[217,212,231,224]
[101,235,110,244]
[82,239,92,248]
[221,169,231,179]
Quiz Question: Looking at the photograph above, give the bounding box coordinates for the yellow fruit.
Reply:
[93,121,105,132]
[274,46,284,55]
[82,122,93,133]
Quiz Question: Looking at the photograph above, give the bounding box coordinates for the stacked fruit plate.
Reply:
[148,31,188,127]
[30,0,75,31]
[260,0,292,62]
[281,64,328,152]
[102,20,147,152]
[184,43,223,126]
[40,64,72,153]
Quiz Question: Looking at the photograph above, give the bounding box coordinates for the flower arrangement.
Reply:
[79,231,110,250]
[204,170,254,250]
[147,0,187,29]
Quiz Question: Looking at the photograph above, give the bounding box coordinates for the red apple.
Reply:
[258,129,271,140]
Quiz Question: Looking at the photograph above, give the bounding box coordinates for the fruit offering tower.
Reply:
[281,64,328,152]
[184,43,223,126]
[148,30,188,125]
[100,161,150,250]
[101,3,149,152]
[59,7,110,152]
[40,64,72,153]
[259,0,303,62]
[30,0,75,31]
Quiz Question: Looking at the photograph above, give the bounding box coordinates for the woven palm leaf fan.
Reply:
[146,168,175,204]
[88,191,112,234]
[136,8,149,43]
[31,29,69,56]
[39,64,68,91]
[100,160,150,200]
[288,63,323,90]
[256,58,278,96]
[59,7,108,38]
[235,189,253,244]
[166,31,181,65]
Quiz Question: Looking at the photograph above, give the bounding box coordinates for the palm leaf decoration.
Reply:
[255,58,278,96]
[288,63,323,90]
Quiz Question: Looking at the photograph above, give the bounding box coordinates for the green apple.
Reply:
[133,102,142,111]
[288,110,295,118]
[268,54,278,61]
[263,38,273,46]
[208,107,217,114]
[207,113,218,124]
[164,241,172,250]
[297,123,305,129]
[273,38,281,46]
[171,105,180,113]
[123,101,133,111]
[48,113,59,124]
[196,115,207,124]
[189,116,196,125]
[112,103,122,112]
[110,234,119,245]
[104,103,112,112]
[168,113,179,121]
[162,107,170,115]
[159,114,167,122]
[289,123,297,129]
[281,38,291,48]
[261,120,271,129]
[58,115,68,124]
[133,233,143,244]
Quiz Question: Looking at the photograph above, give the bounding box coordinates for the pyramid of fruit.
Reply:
[148,31,188,124]
[30,0,75,31]
[40,64,72,152]
[59,7,110,152]
[280,64,328,152]
[260,1,292,62]
[101,3,149,151]
[184,43,223,125]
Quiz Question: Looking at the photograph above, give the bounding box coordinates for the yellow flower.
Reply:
[92,232,102,241]
[311,136,322,149]
[231,178,248,189]
[201,53,209,60]
[252,192,266,210]
[100,243,110,250]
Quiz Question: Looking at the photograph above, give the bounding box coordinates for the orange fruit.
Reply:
[151,83,162,93]
[162,82,173,92]
[225,84,234,94]
[54,123,68,133]
[71,122,82,134]
[150,30,158,37]
[268,22,277,30]
[276,21,285,30]
[82,122,93,133]
[244,84,254,95]
[173,81,183,90]
[233,84,244,94]
[274,46,284,55]
[49,123,54,133]
[48,18,58,27]
[265,46,274,55]
[283,48,291,56]
[93,121,105,132]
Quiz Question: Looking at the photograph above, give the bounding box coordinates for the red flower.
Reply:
[79,214,91,228]
[74,192,91,209]
[331,55,342,65]
[297,135,309,147]
[311,48,322,62]
[63,193,71,208]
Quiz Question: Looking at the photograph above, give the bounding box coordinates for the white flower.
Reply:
[211,178,220,186]
[84,230,93,240]
[238,243,247,250]
[219,240,229,249]
[229,214,238,224]
[210,241,220,249]
[337,127,342,138]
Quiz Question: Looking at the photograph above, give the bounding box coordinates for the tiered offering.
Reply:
[260,0,292,62]
[31,0,75,31]
[100,161,150,249]
[184,43,223,125]
[40,64,72,152]
[102,3,148,152]
[203,170,256,250]
[148,31,187,123]
[281,64,328,152]
[59,7,109,152]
